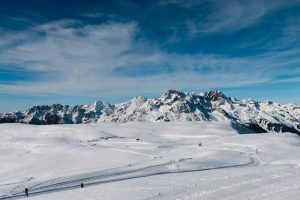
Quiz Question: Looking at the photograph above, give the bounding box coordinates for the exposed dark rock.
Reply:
[45,113,61,124]
[244,123,267,133]
[266,123,299,134]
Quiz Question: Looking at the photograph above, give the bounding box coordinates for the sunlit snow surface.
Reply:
[1,122,300,200]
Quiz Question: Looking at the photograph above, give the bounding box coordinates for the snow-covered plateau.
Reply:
[1,121,300,200]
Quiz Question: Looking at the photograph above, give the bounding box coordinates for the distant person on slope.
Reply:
[25,188,29,197]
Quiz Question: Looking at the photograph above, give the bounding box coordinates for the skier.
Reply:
[81,183,84,188]
[24,188,29,197]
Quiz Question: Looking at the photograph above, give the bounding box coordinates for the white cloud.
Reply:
[1,20,138,74]
[0,19,299,100]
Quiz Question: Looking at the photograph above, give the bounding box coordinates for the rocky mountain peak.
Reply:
[159,90,186,103]
[0,90,299,135]
[203,90,227,101]
[89,101,110,112]
[165,89,185,96]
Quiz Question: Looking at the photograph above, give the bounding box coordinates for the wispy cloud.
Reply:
[267,14,300,50]
[80,12,104,18]
[0,17,300,100]
[162,0,300,34]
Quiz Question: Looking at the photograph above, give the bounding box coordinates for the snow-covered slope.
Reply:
[1,122,300,200]
[1,90,299,134]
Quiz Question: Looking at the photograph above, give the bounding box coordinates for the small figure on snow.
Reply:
[136,138,140,141]
[24,188,29,197]
[81,183,84,188]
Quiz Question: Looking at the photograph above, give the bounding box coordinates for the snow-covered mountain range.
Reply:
[1,90,300,134]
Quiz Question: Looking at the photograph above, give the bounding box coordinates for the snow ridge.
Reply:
[0,90,299,134]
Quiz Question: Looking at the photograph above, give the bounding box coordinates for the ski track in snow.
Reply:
[0,152,256,199]
[1,122,300,200]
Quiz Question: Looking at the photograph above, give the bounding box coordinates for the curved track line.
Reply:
[0,155,257,200]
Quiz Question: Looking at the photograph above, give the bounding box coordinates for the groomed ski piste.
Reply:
[1,122,300,199]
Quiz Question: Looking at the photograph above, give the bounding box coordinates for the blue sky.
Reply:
[1,0,300,112]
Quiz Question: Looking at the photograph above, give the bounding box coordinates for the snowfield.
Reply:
[1,122,300,199]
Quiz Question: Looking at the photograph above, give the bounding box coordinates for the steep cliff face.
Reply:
[1,90,300,134]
